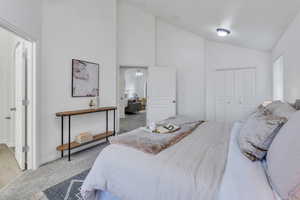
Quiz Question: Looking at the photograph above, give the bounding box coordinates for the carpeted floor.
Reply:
[0,112,146,200]
[0,144,22,189]
[119,111,147,133]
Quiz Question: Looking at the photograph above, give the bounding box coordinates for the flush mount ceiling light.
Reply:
[136,70,143,77]
[216,28,231,37]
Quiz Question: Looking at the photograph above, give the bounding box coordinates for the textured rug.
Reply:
[43,169,89,200]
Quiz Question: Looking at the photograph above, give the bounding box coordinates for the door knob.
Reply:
[10,107,16,111]
[5,116,11,120]
[172,100,176,103]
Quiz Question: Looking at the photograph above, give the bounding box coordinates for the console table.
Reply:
[56,106,117,161]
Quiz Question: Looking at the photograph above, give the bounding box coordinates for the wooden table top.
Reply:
[56,106,117,117]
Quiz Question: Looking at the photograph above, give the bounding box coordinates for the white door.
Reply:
[147,67,176,124]
[14,42,26,170]
[235,69,256,120]
[215,68,256,123]
[215,70,235,122]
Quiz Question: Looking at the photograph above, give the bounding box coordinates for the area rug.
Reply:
[43,169,89,200]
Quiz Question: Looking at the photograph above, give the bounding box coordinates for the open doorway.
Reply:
[119,66,148,133]
[0,26,34,188]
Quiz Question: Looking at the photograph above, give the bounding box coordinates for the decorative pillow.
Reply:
[238,109,287,161]
[267,111,300,200]
[265,100,296,119]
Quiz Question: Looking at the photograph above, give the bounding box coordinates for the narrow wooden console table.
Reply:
[56,106,117,161]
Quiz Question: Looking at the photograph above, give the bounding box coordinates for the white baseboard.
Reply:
[0,139,8,145]
[39,140,107,167]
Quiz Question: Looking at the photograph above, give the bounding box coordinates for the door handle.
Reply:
[10,107,16,111]
[172,100,176,103]
[5,116,11,120]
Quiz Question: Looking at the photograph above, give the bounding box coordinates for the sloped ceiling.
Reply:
[122,0,300,51]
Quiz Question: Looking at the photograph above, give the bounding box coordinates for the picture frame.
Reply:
[72,59,99,97]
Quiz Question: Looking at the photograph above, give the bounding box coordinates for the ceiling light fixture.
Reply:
[136,71,143,77]
[216,28,231,37]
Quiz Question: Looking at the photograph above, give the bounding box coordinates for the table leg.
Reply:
[113,109,116,136]
[68,115,71,161]
[61,116,64,158]
[106,110,108,142]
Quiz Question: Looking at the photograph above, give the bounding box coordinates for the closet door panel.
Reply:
[235,68,257,120]
[215,70,235,122]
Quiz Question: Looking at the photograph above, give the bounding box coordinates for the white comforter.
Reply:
[219,121,280,200]
[81,121,232,200]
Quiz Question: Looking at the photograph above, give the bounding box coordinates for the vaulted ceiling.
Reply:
[122,0,300,51]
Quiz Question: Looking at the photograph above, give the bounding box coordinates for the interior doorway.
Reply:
[118,66,148,133]
[0,26,35,188]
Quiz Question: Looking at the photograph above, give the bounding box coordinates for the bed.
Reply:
[81,119,280,200]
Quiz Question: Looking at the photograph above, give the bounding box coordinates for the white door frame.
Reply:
[116,65,148,132]
[0,19,38,170]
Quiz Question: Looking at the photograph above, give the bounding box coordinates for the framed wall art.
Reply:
[72,59,99,97]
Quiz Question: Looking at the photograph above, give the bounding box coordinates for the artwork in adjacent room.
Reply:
[72,59,99,97]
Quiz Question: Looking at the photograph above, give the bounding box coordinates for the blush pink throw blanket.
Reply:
[110,120,204,154]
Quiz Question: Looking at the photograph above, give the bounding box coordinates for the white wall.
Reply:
[272,11,300,103]
[41,0,117,164]
[156,20,206,119]
[206,41,272,120]
[0,0,41,40]
[117,1,155,67]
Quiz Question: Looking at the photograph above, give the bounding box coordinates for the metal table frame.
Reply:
[57,107,116,161]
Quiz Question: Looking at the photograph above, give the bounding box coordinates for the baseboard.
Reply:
[39,140,107,167]
[0,139,8,145]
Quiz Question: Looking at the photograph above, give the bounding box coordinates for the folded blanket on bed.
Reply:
[109,118,204,154]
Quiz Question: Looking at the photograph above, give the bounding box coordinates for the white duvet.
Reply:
[81,121,232,200]
[219,121,280,200]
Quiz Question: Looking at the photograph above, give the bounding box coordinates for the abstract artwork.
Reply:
[72,59,99,97]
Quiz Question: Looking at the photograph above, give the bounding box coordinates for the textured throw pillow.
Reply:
[267,111,300,200]
[238,109,287,161]
[265,100,296,119]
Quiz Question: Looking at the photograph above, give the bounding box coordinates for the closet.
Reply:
[215,67,256,123]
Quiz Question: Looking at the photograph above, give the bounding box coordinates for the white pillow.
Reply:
[267,110,300,200]
[266,100,296,119]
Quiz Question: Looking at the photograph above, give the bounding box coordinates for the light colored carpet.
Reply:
[0,144,22,190]
[0,143,107,200]
[119,112,147,133]
[0,112,146,200]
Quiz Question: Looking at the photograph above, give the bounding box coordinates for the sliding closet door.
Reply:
[215,70,235,122]
[215,68,256,123]
[235,68,256,120]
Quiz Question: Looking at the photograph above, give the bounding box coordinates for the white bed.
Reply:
[81,121,280,200]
